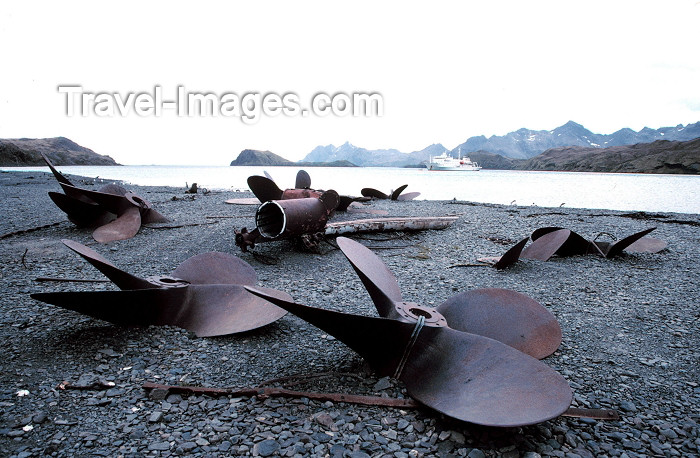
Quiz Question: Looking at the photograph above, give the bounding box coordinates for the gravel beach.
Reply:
[1,169,699,458]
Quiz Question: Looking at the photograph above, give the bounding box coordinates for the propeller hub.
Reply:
[394,302,447,327]
[146,275,190,288]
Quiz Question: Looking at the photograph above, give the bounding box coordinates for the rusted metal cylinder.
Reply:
[256,198,330,239]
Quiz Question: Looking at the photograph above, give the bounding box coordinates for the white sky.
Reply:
[1,1,699,165]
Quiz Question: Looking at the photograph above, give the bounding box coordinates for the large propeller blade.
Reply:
[338,237,561,358]
[435,289,562,360]
[31,241,289,336]
[248,176,284,202]
[295,170,312,189]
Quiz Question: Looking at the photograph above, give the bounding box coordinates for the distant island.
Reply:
[230,121,700,174]
[0,137,119,166]
[230,149,356,167]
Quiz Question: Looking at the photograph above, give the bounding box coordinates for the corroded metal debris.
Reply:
[247,237,572,427]
[31,240,289,336]
[235,190,341,251]
[361,184,420,201]
[42,153,168,243]
[235,193,458,252]
[485,227,666,269]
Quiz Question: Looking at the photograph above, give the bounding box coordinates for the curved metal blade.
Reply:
[60,184,132,215]
[171,252,257,286]
[401,326,572,427]
[337,195,356,212]
[602,227,657,258]
[295,170,311,189]
[41,152,73,186]
[336,237,402,317]
[141,208,169,224]
[492,237,529,269]
[390,185,408,201]
[396,192,420,201]
[248,176,283,202]
[93,206,142,243]
[361,188,389,200]
[521,229,571,261]
[624,236,667,254]
[61,239,152,290]
[436,288,562,359]
[245,286,413,374]
[30,285,289,337]
[174,285,289,336]
[97,183,129,196]
[48,192,113,227]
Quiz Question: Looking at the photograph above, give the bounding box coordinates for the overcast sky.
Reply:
[1,1,699,165]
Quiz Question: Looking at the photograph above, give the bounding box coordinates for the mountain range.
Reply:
[302,121,700,166]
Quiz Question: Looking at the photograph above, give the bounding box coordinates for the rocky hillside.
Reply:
[521,138,700,174]
[0,137,118,166]
[230,149,294,166]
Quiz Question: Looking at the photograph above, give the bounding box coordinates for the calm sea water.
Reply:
[4,165,699,214]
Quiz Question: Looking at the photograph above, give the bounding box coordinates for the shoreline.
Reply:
[3,167,699,215]
[1,170,699,457]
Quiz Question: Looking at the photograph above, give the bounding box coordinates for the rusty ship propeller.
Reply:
[521,227,665,261]
[485,227,666,269]
[361,184,420,201]
[42,153,169,243]
[246,237,571,427]
[31,240,289,337]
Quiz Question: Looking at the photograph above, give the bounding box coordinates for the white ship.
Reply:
[427,149,481,171]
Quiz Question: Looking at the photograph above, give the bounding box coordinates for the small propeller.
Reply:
[492,227,665,268]
[42,155,168,242]
[361,185,419,201]
[31,240,289,336]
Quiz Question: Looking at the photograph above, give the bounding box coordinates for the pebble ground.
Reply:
[0,170,698,457]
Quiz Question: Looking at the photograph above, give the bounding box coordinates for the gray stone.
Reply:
[254,439,280,457]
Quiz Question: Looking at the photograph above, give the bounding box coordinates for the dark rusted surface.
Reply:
[31,240,289,336]
[521,229,572,261]
[42,154,168,242]
[244,237,573,427]
[256,192,338,239]
[390,185,408,200]
[247,175,283,202]
[295,170,312,189]
[361,188,389,199]
[596,227,657,258]
[492,237,529,269]
[436,289,562,360]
